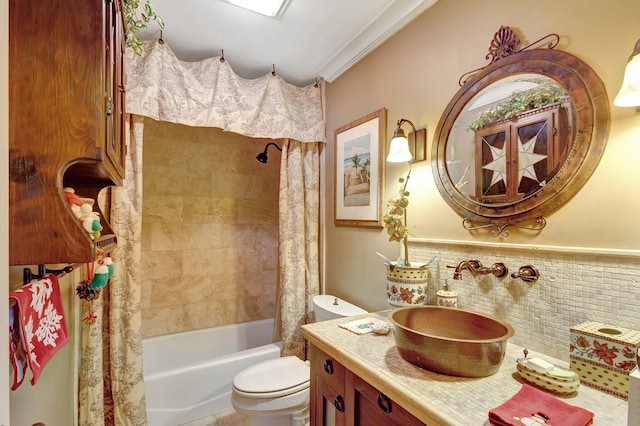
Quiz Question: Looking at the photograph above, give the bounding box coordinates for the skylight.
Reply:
[221,0,290,18]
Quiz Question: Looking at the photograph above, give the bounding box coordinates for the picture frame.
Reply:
[334,107,386,227]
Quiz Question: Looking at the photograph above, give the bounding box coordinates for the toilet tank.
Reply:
[313,295,367,322]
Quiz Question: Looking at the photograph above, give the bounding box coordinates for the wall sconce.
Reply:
[386,118,427,163]
[614,38,640,108]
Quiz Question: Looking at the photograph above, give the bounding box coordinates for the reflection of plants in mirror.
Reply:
[383,172,411,265]
[466,78,567,131]
[123,0,165,56]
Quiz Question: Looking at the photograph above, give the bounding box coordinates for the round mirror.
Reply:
[432,48,609,230]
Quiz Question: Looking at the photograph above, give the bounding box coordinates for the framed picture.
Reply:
[334,107,386,227]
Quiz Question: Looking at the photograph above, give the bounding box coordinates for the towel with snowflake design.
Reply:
[9,274,69,389]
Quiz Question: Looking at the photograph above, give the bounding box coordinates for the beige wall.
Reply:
[324,0,640,359]
[140,119,280,338]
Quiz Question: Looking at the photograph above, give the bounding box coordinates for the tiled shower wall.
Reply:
[140,119,280,338]
[410,241,640,361]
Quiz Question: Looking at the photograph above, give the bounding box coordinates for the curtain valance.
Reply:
[125,40,325,143]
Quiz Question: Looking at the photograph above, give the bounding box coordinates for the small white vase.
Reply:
[385,263,429,307]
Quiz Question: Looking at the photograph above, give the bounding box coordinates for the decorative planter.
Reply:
[385,263,429,307]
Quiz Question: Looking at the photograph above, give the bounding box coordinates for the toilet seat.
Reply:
[233,356,310,399]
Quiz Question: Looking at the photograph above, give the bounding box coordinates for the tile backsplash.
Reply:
[410,240,640,361]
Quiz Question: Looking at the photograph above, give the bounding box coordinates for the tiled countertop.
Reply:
[301,310,628,425]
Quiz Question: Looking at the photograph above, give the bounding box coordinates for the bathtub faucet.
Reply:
[447,260,508,280]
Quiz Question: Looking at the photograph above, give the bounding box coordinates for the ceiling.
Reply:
[136,0,439,87]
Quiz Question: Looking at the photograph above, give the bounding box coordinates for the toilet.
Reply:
[230,295,367,426]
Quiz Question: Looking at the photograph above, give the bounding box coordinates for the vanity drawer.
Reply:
[311,346,345,392]
[347,371,424,426]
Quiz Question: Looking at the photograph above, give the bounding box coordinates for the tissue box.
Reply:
[570,321,640,400]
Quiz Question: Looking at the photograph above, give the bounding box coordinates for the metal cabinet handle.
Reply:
[323,359,334,375]
[377,393,392,413]
[334,395,345,413]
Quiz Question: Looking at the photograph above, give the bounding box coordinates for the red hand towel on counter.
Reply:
[489,384,594,426]
[8,274,70,389]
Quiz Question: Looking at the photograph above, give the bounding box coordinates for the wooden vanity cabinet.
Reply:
[8,0,126,265]
[310,346,424,426]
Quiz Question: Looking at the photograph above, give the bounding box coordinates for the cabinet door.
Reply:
[310,346,346,426]
[345,371,424,426]
[104,0,126,180]
[314,375,346,426]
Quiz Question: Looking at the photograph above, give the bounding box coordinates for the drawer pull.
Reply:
[334,395,345,413]
[323,359,334,375]
[377,393,392,413]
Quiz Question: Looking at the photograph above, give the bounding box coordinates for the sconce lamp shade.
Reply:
[614,39,640,107]
[387,135,413,162]
[386,119,414,163]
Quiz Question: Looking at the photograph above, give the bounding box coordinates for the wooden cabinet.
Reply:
[310,346,424,426]
[9,0,126,265]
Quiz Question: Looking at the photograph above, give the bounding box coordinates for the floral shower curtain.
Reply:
[274,140,321,358]
[77,40,325,421]
[79,117,146,425]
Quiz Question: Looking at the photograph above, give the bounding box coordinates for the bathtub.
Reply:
[142,318,281,426]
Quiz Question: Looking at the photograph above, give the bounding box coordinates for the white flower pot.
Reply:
[385,263,429,307]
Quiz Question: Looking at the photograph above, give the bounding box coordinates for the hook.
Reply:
[220,49,225,62]
[158,30,164,44]
[23,264,76,286]
[314,77,319,88]
[272,64,276,76]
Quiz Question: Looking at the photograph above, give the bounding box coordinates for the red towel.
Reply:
[8,274,70,389]
[489,384,594,426]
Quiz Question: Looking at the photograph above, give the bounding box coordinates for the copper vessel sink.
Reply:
[390,306,514,377]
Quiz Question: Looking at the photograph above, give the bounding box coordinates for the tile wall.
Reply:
[140,119,280,338]
[410,241,640,361]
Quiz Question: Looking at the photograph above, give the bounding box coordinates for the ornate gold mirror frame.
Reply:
[432,27,610,236]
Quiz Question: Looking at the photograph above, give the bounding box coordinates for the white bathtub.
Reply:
[142,318,281,426]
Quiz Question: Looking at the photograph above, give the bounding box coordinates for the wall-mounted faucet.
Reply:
[447,260,508,280]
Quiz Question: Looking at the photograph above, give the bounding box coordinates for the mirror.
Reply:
[432,30,609,234]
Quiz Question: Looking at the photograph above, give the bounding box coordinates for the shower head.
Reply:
[256,141,282,163]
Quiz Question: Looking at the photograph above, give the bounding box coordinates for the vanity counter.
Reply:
[301,310,628,425]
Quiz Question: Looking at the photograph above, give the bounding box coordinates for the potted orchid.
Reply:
[382,171,430,307]
[383,173,411,266]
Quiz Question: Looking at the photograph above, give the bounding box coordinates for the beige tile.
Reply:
[237,198,278,224]
[182,197,238,224]
[143,194,184,224]
[149,222,215,251]
[150,274,215,308]
[140,249,183,280]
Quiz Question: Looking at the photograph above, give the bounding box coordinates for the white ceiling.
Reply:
[136,0,439,87]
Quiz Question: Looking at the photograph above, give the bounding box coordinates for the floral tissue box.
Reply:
[570,321,640,399]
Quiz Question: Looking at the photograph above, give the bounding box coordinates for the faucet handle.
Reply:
[511,265,539,283]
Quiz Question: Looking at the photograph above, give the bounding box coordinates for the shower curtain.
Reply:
[77,39,325,422]
[275,140,321,358]
[79,117,146,425]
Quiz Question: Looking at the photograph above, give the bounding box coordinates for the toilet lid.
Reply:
[233,356,309,396]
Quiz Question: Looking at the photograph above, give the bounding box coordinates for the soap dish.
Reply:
[516,349,580,395]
